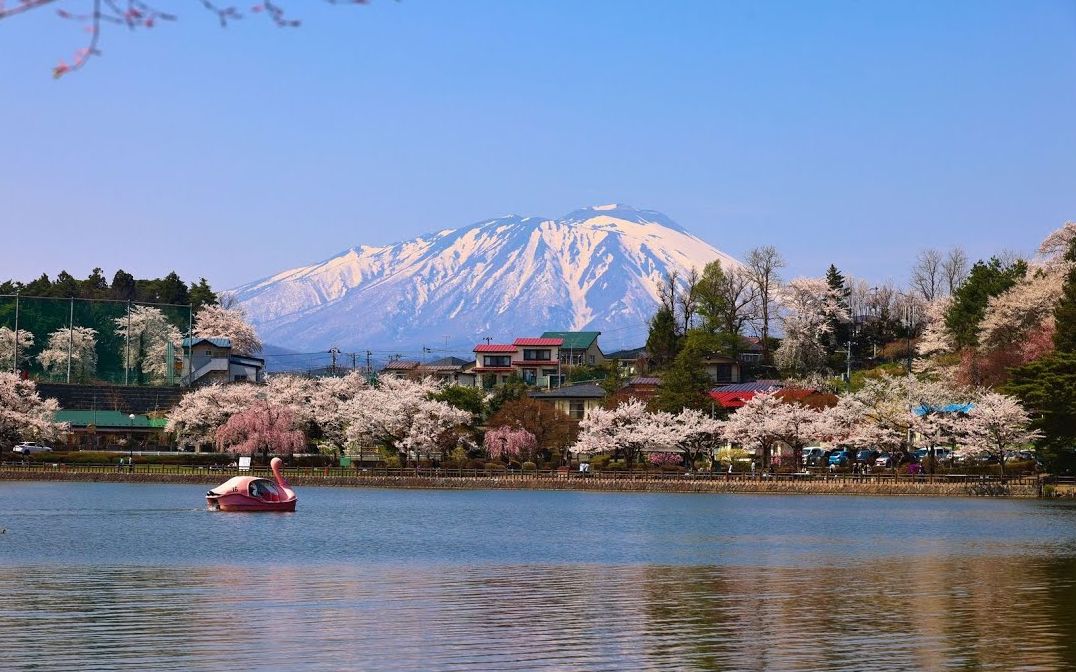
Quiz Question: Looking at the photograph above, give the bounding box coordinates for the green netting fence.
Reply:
[0,295,193,386]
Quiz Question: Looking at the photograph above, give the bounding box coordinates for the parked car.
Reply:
[828,450,853,467]
[915,448,952,463]
[856,449,881,464]
[875,452,913,468]
[13,442,53,455]
[805,448,833,467]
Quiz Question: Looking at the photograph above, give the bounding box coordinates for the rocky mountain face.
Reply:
[233,205,740,353]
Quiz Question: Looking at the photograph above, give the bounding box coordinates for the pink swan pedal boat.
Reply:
[206,457,297,512]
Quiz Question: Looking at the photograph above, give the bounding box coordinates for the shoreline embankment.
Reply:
[0,469,1048,498]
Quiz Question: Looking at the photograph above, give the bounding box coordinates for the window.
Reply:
[522,368,537,385]
[569,400,585,420]
[523,349,551,361]
[715,364,734,383]
[588,354,596,364]
[483,355,511,367]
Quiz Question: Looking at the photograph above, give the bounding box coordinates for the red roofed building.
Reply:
[708,381,784,409]
[473,337,565,389]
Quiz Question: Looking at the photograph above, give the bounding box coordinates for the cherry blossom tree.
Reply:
[978,265,1066,354]
[342,376,472,467]
[194,302,262,356]
[828,375,967,463]
[37,326,98,382]
[0,372,67,451]
[114,305,183,383]
[720,392,787,468]
[265,373,319,430]
[775,277,851,375]
[306,371,368,452]
[483,426,537,462]
[648,452,682,466]
[0,326,35,372]
[165,382,261,449]
[215,401,305,461]
[1037,221,1076,271]
[962,391,1041,478]
[916,297,954,360]
[672,408,723,471]
[767,400,828,468]
[570,398,662,469]
[0,0,376,78]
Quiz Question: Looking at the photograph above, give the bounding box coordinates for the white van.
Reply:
[13,442,53,455]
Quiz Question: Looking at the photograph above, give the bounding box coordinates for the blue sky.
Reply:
[2,0,1075,290]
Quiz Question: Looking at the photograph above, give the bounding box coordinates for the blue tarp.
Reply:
[913,402,974,416]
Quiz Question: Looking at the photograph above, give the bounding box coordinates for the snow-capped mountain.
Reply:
[232,205,740,353]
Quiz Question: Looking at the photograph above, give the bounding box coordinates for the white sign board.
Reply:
[238,456,252,472]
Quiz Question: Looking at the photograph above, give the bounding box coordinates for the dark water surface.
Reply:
[1,482,1075,671]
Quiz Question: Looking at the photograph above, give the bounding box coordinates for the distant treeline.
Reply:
[0,269,218,309]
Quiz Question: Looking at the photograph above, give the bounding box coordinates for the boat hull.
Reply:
[206,493,296,512]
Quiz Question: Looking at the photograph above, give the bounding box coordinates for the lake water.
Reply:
[1,482,1075,671]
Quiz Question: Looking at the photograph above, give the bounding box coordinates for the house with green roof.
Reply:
[182,337,265,386]
[540,331,605,367]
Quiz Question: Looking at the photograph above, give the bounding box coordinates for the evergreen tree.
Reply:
[651,343,713,413]
[110,270,136,301]
[53,271,80,298]
[188,278,218,313]
[1052,240,1076,353]
[824,264,851,357]
[25,274,52,296]
[1006,238,1076,473]
[82,268,109,298]
[155,271,190,305]
[945,257,1027,348]
[646,307,681,368]
[694,260,728,335]
[1005,353,1076,474]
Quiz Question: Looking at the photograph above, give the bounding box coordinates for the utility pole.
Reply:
[845,338,853,392]
[124,300,131,386]
[350,352,357,370]
[905,302,915,374]
[365,350,372,374]
[67,297,74,383]
[12,290,19,374]
[329,346,340,375]
[482,336,493,345]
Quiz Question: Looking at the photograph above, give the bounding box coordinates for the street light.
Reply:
[128,413,135,472]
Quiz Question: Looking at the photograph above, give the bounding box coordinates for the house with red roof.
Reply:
[473,337,565,389]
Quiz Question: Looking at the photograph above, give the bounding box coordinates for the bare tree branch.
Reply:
[0,0,377,77]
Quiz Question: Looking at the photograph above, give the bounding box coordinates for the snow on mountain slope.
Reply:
[232,205,741,352]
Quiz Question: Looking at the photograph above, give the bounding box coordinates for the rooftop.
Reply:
[474,344,516,353]
[382,360,420,371]
[529,383,606,399]
[541,331,601,351]
[513,337,563,347]
[182,337,231,348]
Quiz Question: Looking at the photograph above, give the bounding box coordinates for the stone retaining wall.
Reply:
[0,470,1041,497]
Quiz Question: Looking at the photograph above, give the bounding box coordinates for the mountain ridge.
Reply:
[233,205,739,352]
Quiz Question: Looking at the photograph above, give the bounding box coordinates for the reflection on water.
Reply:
[1,561,1074,671]
[0,483,1075,671]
